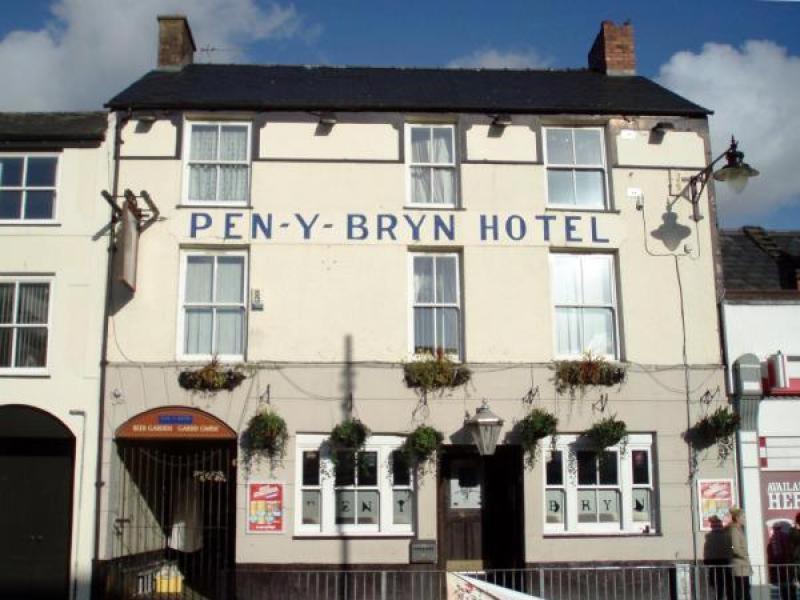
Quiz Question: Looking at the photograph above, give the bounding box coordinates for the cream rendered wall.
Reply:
[0,134,111,600]
[102,112,730,566]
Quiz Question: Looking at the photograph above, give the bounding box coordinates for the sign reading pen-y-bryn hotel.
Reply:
[189,211,612,244]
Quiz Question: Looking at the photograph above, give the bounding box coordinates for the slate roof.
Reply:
[106,64,710,116]
[0,112,107,145]
[721,227,800,296]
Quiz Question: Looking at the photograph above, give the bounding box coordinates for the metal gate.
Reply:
[107,441,236,599]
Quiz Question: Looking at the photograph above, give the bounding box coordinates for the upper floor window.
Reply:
[184,122,250,204]
[410,253,461,357]
[545,434,655,535]
[179,251,247,360]
[406,124,457,207]
[550,253,618,359]
[0,279,51,371]
[0,156,58,221]
[544,127,607,209]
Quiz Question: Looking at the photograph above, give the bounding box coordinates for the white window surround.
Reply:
[543,126,610,211]
[550,252,620,360]
[294,434,413,537]
[176,249,248,362]
[0,154,60,223]
[0,277,53,376]
[404,123,458,208]
[543,433,656,536]
[181,120,251,206]
[408,252,462,360]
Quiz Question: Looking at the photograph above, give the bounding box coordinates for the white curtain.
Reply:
[218,166,248,202]
[547,169,575,206]
[219,126,247,161]
[574,129,602,166]
[435,307,459,355]
[413,308,434,353]
[215,256,244,303]
[432,168,455,205]
[555,307,581,356]
[432,128,453,163]
[215,308,243,355]
[185,257,213,303]
[546,128,574,164]
[551,255,581,304]
[411,167,431,204]
[582,308,613,356]
[188,165,217,202]
[184,309,212,355]
[434,256,457,303]
[581,256,612,304]
[413,256,433,302]
[190,125,217,160]
[575,170,605,208]
[410,127,430,163]
[17,283,49,324]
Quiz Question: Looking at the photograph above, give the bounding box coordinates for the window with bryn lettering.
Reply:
[295,434,413,536]
[409,252,461,358]
[183,121,250,205]
[405,124,458,207]
[543,127,608,209]
[544,434,656,535]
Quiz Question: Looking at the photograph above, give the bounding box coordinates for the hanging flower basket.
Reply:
[686,407,740,461]
[403,349,471,393]
[553,353,626,395]
[178,359,246,392]
[402,425,444,469]
[518,408,559,466]
[241,409,289,468]
[329,418,371,452]
[583,416,628,452]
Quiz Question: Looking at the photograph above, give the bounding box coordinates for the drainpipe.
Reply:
[69,409,87,600]
[92,108,131,587]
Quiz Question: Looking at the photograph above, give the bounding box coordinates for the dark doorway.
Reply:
[0,406,75,600]
[438,445,524,571]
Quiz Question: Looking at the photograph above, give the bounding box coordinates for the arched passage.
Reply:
[108,407,237,599]
[0,405,75,599]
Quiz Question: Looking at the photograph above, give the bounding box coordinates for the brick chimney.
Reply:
[157,15,195,69]
[588,20,636,76]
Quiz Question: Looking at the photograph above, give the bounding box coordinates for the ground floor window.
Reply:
[295,434,413,536]
[544,433,655,535]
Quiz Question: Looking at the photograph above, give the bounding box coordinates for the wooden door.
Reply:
[438,449,484,571]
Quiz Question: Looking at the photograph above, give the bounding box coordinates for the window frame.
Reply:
[0,153,60,223]
[543,433,656,536]
[549,252,620,360]
[176,249,248,362]
[181,120,252,206]
[294,434,414,537]
[404,123,459,208]
[0,276,53,375]
[542,126,610,211]
[407,251,463,360]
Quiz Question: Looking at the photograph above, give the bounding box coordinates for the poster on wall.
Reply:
[697,479,737,531]
[760,470,800,564]
[247,482,284,534]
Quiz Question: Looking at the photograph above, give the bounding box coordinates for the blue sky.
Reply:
[0,0,798,228]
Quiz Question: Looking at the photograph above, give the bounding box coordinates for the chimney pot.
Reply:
[588,20,636,76]
[157,15,196,69]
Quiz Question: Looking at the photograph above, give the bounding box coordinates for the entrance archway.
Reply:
[109,407,237,599]
[0,405,75,599]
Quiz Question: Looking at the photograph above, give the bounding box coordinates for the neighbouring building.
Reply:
[93,16,736,598]
[720,226,800,593]
[0,112,110,600]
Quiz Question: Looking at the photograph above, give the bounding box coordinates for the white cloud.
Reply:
[658,40,800,225]
[0,0,318,111]
[447,48,550,69]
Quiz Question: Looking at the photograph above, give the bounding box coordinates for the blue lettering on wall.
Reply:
[295,213,320,240]
[591,216,609,244]
[535,215,556,242]
[252,213,272,239]
[433,214,455,241]
[480,214,499,241]
[403,214,426,241]
[190,212,212,238]
[377,214,398,241]
[347,214,368,240]
[225,212,243,240]
[565,215,582,242]
[505,215,527,241]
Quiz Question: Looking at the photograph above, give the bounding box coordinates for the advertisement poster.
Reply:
[760,470,800,564]
[697,479,736,531]
[247,482,284,534]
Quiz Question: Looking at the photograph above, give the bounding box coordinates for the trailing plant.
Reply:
[403,349,471,393]
[518,408,559,467]
[329,418,371,452]
[583,415,628,453]
[552,353,626,395]
[241,409,289,469]
[686,406,740,462]
[402,425,444,469]
[178,358,246,392]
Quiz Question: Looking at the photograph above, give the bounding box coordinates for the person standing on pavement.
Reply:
[727,507,752,600]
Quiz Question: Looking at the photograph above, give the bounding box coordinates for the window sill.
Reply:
[403,205,464,211]
[544,530,658,538]
[176,203,252,210]
[293,531,415,539]
[545,206,620,215]
[176,356,245,364]
[0,221,60,227]
[0,369,50,378]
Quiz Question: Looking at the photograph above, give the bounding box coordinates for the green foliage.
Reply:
[178,359,246,392]
[518,409,559,465]
[403,350,471,392]
[241,409,288,470]
[330,418,371,452]
[402,425,444,468]
[553,353,626,395]
[686,406,740,461]
[583,416,628,452]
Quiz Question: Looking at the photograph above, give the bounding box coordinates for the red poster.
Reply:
[698,479,736,531]
[247,482,284,534]
[760,471,800,564]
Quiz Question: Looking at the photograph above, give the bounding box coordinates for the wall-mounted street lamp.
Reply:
[685,136,759,221]
[491,114,513,128]
[464,400,504,456]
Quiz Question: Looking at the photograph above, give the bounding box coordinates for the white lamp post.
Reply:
[464,400,504,456]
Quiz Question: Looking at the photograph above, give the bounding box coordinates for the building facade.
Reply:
[720,227,800,594]
[0,112,110,600]
[94,16,735,597]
